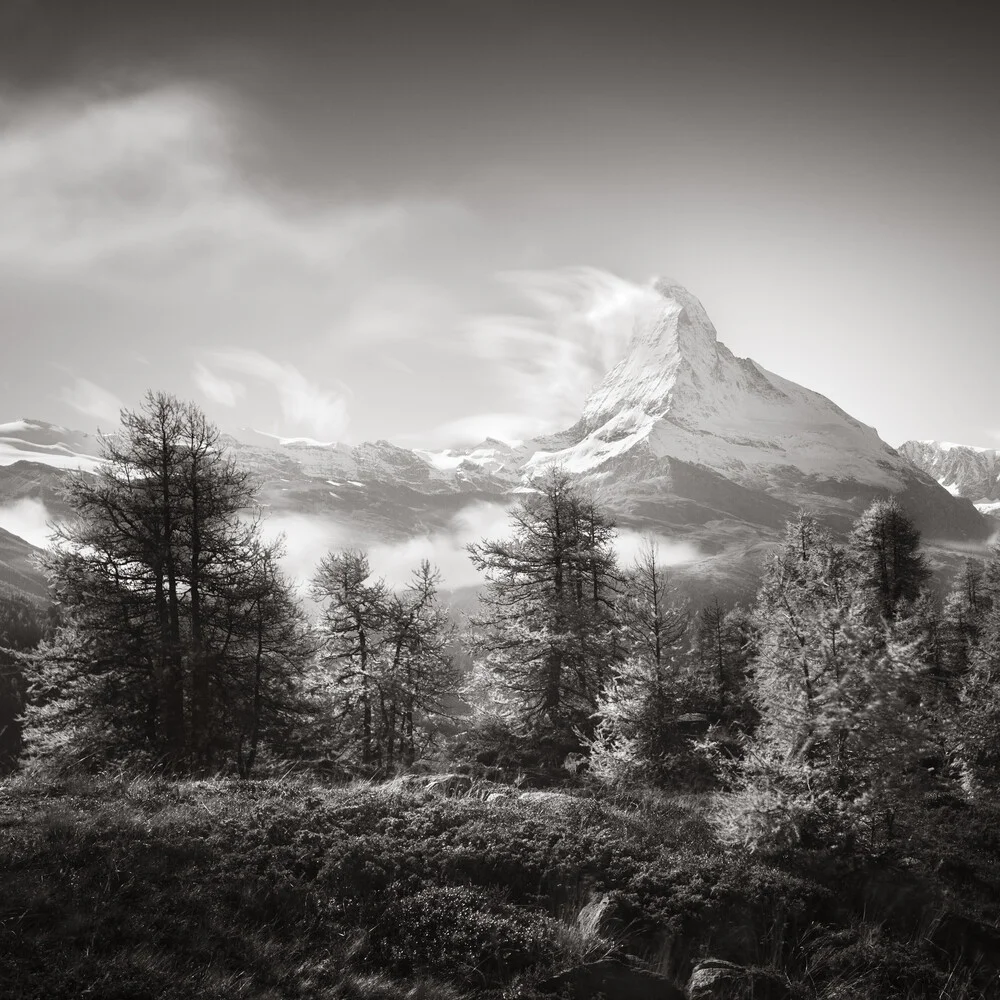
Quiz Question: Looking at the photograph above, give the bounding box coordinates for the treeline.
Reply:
[10,393,1000,851]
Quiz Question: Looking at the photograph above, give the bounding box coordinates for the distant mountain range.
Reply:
[0,280,993,603]
[898,440,1000,518]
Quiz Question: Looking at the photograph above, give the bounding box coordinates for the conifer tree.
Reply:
[849,497,930,620]
[620,537,687,668]
[25,393,310,773]
[312,551,458,771]
[722,505,943,851]
[379,561,460,766]
[726,513,882,847]
[312,550,387,766]
[955,546,1000,787]
[589,539,695,784]
[695,597,752,709]
[467,468,620,737]
[0,594,46,773]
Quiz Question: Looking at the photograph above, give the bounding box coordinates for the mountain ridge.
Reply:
[899,440,1000,516]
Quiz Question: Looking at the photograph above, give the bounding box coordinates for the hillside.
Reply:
[0,527,46,603]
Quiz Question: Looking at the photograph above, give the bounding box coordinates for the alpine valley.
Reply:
[1,280,993,603]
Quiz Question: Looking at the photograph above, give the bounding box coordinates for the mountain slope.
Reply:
[0,527,47,603]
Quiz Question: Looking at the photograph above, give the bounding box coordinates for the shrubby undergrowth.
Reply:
[3,772,1000,999]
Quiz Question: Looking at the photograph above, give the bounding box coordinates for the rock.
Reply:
[676,713,711,735]
[424,773,473,796]
[518,790,578,806]
[688,959,791,1000]
[535,959,684,999]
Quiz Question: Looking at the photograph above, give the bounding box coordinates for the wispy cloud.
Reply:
[615,530,701,568]
[262,499,700,600]
[0,85,462,288]
[205,348,349,439]
[192,362,246,408]
[464,266,662,437]
[59,377,123,425]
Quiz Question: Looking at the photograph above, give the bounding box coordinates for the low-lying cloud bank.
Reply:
[0,498,54,551]
[0,497,701,599]
[264,502,701,596]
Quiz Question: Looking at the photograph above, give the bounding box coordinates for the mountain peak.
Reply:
[578,278,720,431]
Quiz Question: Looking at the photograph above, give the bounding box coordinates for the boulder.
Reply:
[519,790,578,806]
[687,959,791,1000]
[486,790,515,803]
[424,773,473,796]
[535,959,684,999]
[676,712,711,735]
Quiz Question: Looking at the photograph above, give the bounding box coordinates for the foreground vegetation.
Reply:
[4,770,1000,1000]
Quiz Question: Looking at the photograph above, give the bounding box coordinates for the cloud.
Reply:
[205,348,349,438]
[261,500,700,608]
[262,501,516,596]
[614,530,701,568]
[0,85,461,287]
[193,362,246,408]
[465,266,663,436]
[60,377,123,425]
[0,498,53,550]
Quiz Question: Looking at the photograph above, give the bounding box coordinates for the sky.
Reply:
[0,0,998,450]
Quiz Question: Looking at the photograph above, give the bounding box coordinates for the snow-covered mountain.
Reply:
[0,419,101,472]
[0,279,991,601]
[899,440,1000,517]
[512,280,988,548]
[534,280,910,485]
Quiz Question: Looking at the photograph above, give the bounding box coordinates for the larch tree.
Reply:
[379,561,460,767]
[849,497,930,621]
[955,546,1000,788]
[730,513,883,848]
[721,503,942,852]
[0,594,47,773]
[312,551,458,771]
[312,549,387,767]
[694,597,753,709]
[589,538,696,785]
[467,468,621,738]
[620,536,688,669]
[25,392,310,773]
